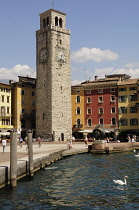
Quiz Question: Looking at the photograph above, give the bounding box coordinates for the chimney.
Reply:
[95,76,98,80]
[9,80,14,84]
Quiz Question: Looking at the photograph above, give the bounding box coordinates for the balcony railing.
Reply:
[0,113,12,117]
[73,124,83,129]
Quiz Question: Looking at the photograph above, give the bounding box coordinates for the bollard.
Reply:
[27,130,34,180]
[10,130,17,187]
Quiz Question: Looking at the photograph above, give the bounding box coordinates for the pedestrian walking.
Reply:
[37,136,41,147]
[25,136,28,150]
[19,137,23,148]
[2,138,7,154]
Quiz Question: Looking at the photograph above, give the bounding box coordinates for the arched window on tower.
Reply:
[43,18,46,27]
[55,16,58,26]
[46,17,49,26]
[59,18,62,27]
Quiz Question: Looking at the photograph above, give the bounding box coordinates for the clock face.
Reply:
[39,48,48,63]
[56,48,66,63]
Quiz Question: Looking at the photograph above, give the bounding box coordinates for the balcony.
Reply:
[73,124,83,129]
[0,113,12,117]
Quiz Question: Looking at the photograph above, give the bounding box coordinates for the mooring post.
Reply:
[10,130,17,187]
[27,130,33,180]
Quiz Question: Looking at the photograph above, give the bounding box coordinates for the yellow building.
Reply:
[11,76,36,137]
[71,85,85,133]
[118,79,139,132]
[0,82,13,137]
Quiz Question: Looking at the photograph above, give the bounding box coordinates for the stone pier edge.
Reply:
[0,149,66,189]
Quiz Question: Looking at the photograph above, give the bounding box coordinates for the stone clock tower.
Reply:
[36,9,72,141]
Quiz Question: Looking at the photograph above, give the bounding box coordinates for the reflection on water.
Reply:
[0,152,139,209]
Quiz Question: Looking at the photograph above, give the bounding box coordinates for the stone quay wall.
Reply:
[0,149,65,189]
[89,141,139,154]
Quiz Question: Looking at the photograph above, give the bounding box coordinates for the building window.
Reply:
[1,107,5,115]
[31,91,35,96]
[7,107,10,114]
[77,119,81,126]
[7,96,10,103]
[110,88,115,92]
[111,118,116,125]
[2,119,10,125]
[111,95,115,102]
[111,107,116,114]
[118,95,127,102]
[21,90,25,95]
[86,90,91,94]
[130,118,138,126]
[98,96,103,103]
[87,108,92,115]
[2,119,4,125]
[130,106,137,113]
[76,107,80,115]
[21,109,26,114]
[76,90,80,93]
[31,109,36,115]
[31,120,36,129]
[129,95,138,101]
[98,89,103,93]
[119,88,126,91]
[129,87,137,91]
[99,118,104,125]
[32,99,35,106]
[99,108,104,114]
[22,99,25,105]
[87,119,92,126]
[119,118,127,126]
[87,97,91,103]
[76,95,80,103]
[119,107,127,114]
[1,95,4,102]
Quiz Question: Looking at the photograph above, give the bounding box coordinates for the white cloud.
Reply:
[125,63,139,69]
[71,63,139,85]
[0,65,36,81]
[71,47,119,63]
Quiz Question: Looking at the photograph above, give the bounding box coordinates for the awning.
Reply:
[78,129,93,133]
[0,132,10,136]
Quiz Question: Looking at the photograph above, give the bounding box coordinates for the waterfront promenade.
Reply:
[0,141,88,166]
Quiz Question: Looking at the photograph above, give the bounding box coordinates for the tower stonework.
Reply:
[36,9,72,141]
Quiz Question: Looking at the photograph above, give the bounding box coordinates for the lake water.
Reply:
[0,152,139,209]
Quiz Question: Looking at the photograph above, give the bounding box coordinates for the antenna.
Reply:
[84,68,87,81]
[52,1,54,9]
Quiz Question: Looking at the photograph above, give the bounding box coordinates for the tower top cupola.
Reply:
[39,9,67,30]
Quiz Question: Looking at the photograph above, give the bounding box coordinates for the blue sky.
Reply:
[0,0,139,84]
